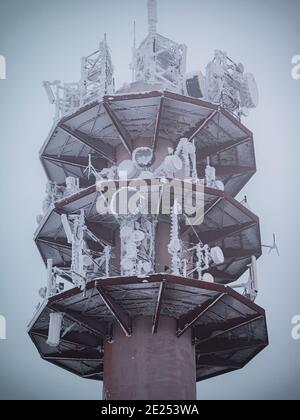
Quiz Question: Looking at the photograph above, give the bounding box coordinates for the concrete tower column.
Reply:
[103,316,196,400]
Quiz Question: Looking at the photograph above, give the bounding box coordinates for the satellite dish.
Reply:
[117,160,137,179]
[122,258,135,271]
[215,180,225,191]
[171,155,183,171]
[241,73,259,108]
[133,147,154,168]
[237,63,245,73]
[210,246,225,265]
[38,287,47,299]
[140,171,154,179]
[110,187,145,216]
[133,230,145,242]
[202,273,214,283]
[143,261,152,273]
[160,155,183,177]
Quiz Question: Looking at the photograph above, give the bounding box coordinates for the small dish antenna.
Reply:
[133,230,146,242]
[133,147,154,169]
[118,160,138,179]
[210,246,225,265]
[202,273,214,283]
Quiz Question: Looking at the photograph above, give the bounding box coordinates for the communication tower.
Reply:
[29,0,268,400]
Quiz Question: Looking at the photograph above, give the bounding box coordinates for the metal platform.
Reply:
[40,91,256,196]
[28,274,268,382]
[35,183,261,285]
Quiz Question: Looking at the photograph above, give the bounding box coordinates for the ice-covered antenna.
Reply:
[47,259,56,298]
[148,0,157,36]
[130,21,137,82]
[168,200,183,275]
[262,233,280,256]
[231,256,258,302]
[84,154,97,179]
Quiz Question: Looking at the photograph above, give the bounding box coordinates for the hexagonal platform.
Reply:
[28,274,268,382]
[35,183,261,285]
[40,91,256,197]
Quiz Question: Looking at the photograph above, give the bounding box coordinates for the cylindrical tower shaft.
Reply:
[103,316,196,400]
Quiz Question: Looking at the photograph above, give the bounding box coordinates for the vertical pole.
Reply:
[131,21,136,82]
[47,259,55,298]
[148,0,157,36]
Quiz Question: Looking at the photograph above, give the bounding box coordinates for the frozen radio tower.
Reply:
[29,0,268,400]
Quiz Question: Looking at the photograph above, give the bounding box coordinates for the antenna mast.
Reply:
[131,21,137,82]
[148,0,157,36]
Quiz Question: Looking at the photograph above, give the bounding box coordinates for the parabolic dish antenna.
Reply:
[215,180,225,191]
[171,155,183,171]
[133,147,154,168]
[202,273,214,283]
[133,230,146,242]
[117,160,137,179]
[210,246,225,265]
[110,187,145,216]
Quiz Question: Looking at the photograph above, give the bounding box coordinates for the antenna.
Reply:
[262,233,280,256]
[47,259,56,298]
[43,81,56,104]
[231,256,258,302]
[250,255,258,291]
[131,21,137,82]
[61,214,73,244]
[47,312,64,348]
[84,154,98,179]
[148,0,157,36]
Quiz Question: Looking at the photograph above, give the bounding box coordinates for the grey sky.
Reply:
[0,0,300,400]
